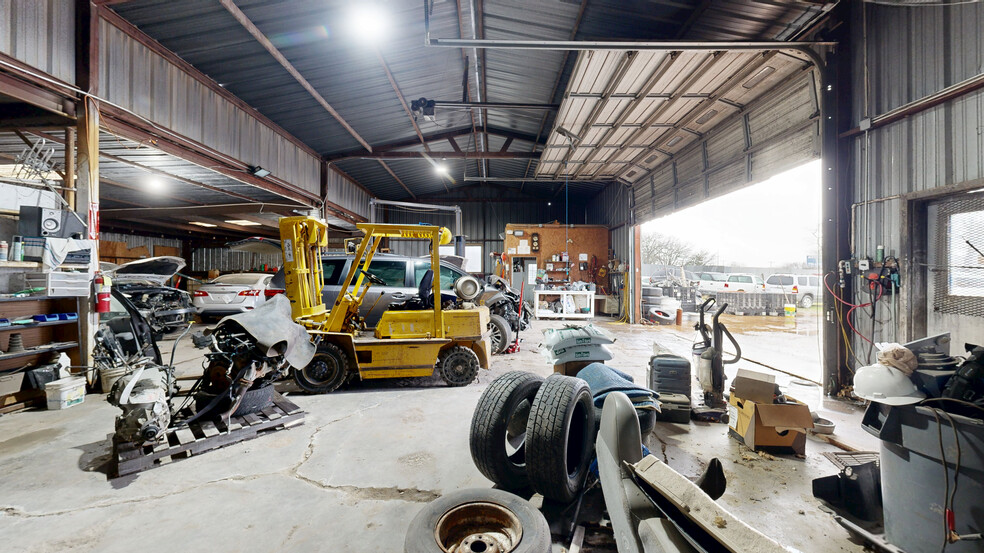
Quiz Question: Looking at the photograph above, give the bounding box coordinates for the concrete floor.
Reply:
[0,315,875,552]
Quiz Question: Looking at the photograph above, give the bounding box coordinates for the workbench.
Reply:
[533,290,595,320]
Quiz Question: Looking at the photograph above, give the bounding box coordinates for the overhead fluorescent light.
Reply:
[742,66,776,89]
[434,164,449,175]
[695,109,719,125]
[189,221,217,228]
[645,154,659,164]
[225,220,262,226]
[666,136,683,147]
[349,4,389,44]
[248,165,271,178]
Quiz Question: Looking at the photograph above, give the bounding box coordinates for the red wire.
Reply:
[824,271,883,344]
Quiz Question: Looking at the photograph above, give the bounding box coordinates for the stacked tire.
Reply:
[470,372,595,503]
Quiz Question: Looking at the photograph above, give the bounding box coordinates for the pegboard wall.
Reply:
[503,223,610,283]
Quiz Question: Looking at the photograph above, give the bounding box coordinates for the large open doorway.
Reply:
[639,160,823,384]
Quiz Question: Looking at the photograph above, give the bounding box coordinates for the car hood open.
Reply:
[108,256,186,285]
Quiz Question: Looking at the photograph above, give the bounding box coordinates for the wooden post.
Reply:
[64,128,76,210]
[76,97,99,367]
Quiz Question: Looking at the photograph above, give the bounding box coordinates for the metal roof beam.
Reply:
[218,0,372,152]
[376,160,417,199]
[346,151,537,160]
[520,0,588,191]
[101,204,296,219]
[326,126,543,160]
[425,39,836,51]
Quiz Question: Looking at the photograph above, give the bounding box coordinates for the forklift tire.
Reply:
[488,314,513,355]
[470,371,544,490]
[525,375,595,503]
[404,488,551,553]
[438,346,480,387]
[294,343,349,394]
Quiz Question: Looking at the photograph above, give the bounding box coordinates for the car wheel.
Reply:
[470,371,544,491]
[799,294,814,309]
[404,488,551,553]
[438,346,480,387]
[294,342,349,394]
[488,314,513,355]
[525,375,595,503]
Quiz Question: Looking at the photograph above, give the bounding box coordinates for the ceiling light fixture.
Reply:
[189,221,217,228]
[146,177,166,192]
[248,165,271,178]
[434,164,449,176]
[225,220,262,226]
[349,4,389,44]
[666,136,683,147]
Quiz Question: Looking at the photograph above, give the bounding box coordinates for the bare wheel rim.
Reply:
[434,501,523,553]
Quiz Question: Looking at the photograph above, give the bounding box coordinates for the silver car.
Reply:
[193,273,278,321]
[318,253,472,327]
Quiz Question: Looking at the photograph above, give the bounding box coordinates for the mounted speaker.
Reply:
[18,206,86,238]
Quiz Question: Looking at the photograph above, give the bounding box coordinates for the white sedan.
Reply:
[192,273,281,321]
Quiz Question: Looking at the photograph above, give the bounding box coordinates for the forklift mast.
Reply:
[279,217,452,336]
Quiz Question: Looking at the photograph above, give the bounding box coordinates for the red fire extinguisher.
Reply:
[95,272,112,313]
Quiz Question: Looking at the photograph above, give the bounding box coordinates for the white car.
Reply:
[695,271,729,296]
[193,273,281,321]
[765,273,821,308]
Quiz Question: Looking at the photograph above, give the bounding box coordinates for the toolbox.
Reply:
[649,353,692,398]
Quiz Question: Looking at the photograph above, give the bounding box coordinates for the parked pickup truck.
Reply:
[695,271,729,298]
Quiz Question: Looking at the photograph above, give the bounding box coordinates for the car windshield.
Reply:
[701,273,726,281]
[212,274,266,285]
[730,275,752,283]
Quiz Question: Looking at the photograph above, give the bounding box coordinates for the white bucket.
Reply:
[44,376,86,410]
[100,366,128,393]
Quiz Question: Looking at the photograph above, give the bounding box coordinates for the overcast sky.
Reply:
[642,160,821,267]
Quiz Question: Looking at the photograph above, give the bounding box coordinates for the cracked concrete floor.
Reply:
[0,317,873,552]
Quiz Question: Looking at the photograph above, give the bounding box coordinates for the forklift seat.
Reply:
[390,269,435,311]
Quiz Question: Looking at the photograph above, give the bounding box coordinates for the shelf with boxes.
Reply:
[0,295,83,411]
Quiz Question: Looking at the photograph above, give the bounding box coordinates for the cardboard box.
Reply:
[727,369,813,455]
[125,245,150,258]
[553,360,596,377]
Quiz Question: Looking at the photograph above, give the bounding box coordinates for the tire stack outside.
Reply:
[470,371,595,503]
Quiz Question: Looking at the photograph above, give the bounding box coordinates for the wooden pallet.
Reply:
[113,393,304,478]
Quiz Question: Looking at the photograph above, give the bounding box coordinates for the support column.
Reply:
[632,225,642,324]
[64,128,76,210]
[76,97,99,367]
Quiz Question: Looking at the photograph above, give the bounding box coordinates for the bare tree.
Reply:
[642,233,713,266]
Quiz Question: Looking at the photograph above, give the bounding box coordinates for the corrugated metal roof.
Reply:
[0,129,304,237]
[110,0,829,201]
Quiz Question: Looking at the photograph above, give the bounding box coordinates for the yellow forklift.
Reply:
[279,217,491,393]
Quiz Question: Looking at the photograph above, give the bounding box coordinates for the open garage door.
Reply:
[632,71,820,224]
[536,49,820,225]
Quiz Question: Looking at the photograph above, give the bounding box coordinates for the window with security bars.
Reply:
[934,196,984,315]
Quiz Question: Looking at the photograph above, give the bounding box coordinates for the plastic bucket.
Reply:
[44,376,86,410]
[784,303,796,317]
[100,366,128,393]
[863,403,984,553]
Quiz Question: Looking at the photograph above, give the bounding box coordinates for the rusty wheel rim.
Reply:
[434,501,523,553]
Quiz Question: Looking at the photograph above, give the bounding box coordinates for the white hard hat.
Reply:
[853,363,925,405]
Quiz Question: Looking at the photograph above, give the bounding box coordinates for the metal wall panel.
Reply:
[381,200,580,274]
[98,18,321,197]
[100,232,182,255]
[0,0,76,84]
[190,247,282,273]
[586,182,631,263]
[326,168,370,219]
[848,1,984,349]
